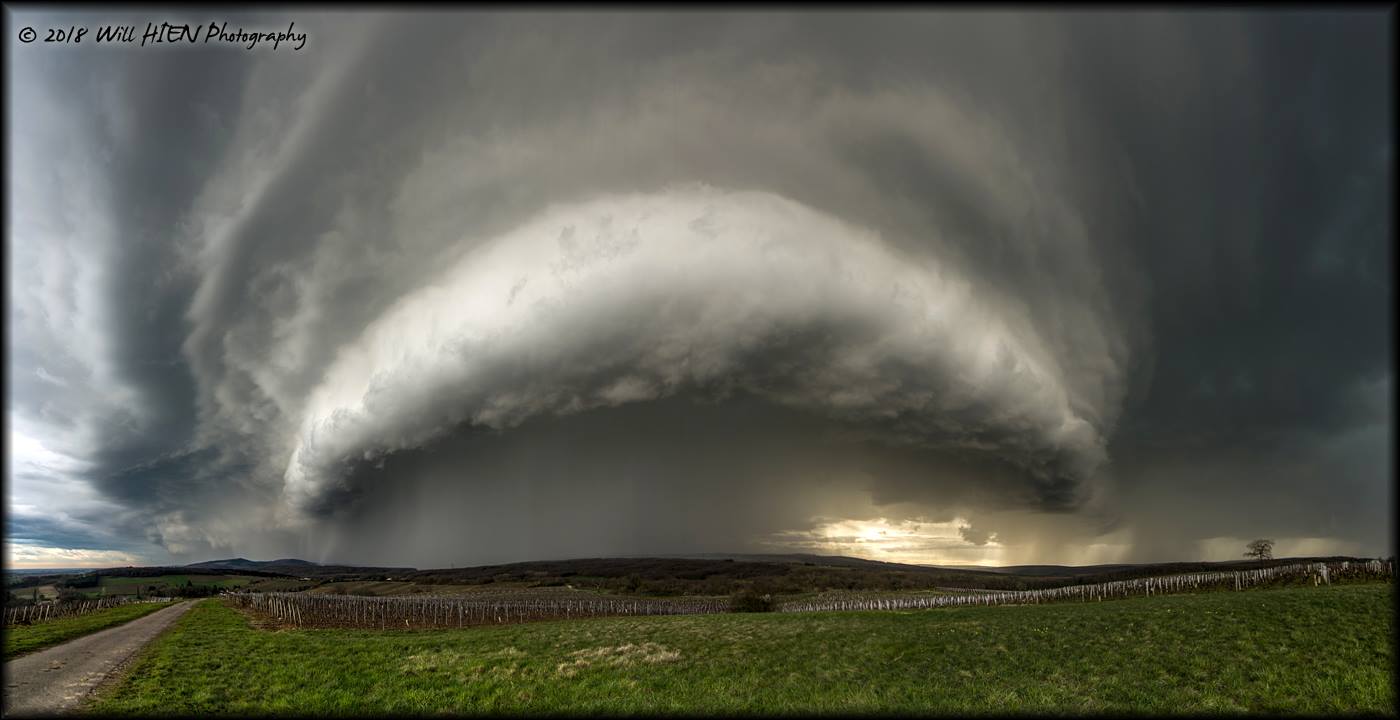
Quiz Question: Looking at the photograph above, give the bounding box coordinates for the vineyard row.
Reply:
[3,596,173,626]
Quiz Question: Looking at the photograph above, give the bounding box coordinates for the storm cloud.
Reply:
[5,10,1391,567]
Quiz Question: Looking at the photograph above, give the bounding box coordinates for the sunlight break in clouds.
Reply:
[5,542,145,570]
[761,517,1006,566]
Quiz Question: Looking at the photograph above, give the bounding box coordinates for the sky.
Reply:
[4,9,1392,569]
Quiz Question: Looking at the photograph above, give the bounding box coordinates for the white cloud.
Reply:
[6,425,112,521]
[280,186,1113,518]
[5,541,144,569]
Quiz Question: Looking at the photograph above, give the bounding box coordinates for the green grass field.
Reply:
[5,602,176,659]
[87,583,1392,715]
[69,575,254,597]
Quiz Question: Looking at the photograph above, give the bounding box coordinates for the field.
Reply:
[70,575,255,597]
[308,580,490,596]
[242,577,320,593]
[306,579,735,600]
[89,583,1392,715]
[5,602,176,658]
[9,584,60,601]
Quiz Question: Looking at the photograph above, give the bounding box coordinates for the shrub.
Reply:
[60,573,100,589]
[729,590,776,613]
[57,589,89,603]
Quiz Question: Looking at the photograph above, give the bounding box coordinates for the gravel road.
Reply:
[3,601,193,717]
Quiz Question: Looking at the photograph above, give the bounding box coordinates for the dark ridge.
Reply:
[400,554,1384,596]
[181,558,416,577]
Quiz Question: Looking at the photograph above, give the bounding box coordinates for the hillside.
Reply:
[182,559,415,577]
[401,553,1385,597]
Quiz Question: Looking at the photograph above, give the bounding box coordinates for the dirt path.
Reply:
[3,601,193,717]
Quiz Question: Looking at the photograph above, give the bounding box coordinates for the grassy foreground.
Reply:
[5,602,175,658]
[90,584,1392,715]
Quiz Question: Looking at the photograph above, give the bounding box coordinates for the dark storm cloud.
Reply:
[7,10,272,561]
[1078,13,1392,452]
[958,525,996,547]
[6,10,1390,566]
[1065,12,1393,559]
[6,514,148,556]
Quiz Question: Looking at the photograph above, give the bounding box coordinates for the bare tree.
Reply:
[1244,539,1275,563]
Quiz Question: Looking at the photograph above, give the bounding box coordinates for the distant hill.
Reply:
[982,557,1375,580]
[186,558,320,571]
[651,552,1010,577]
[185,558,263,570]
[4,568,88,575]
[183,558,414,577]
[405,554,1029,595]
[920,563,1143,577]
[403,553,1383,597]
